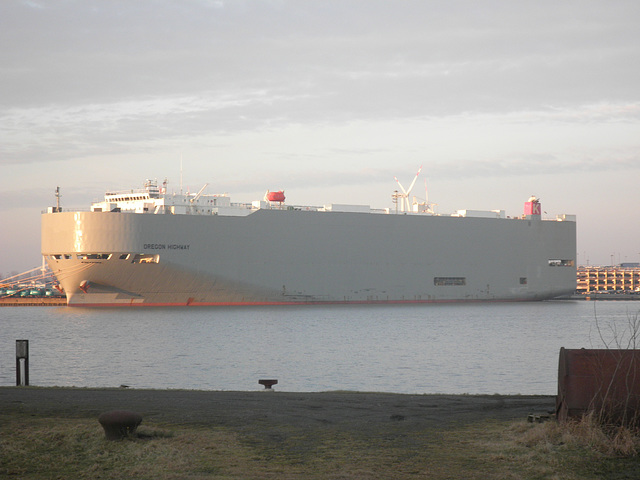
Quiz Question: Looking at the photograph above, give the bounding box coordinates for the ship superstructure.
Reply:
[42,179,577,306]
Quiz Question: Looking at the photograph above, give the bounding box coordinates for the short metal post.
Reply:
[16,340,29,386]
[259,379,278,390]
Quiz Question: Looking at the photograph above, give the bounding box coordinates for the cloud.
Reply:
[2,1,639,190]
[0,88,310,163]
[21,1,45,9]
[3,0,639,109]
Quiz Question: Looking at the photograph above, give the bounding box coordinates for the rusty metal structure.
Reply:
[556,348,640,426]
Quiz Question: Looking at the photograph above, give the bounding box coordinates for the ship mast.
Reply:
[55,186,61,212]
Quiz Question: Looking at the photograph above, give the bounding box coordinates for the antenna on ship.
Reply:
[55,186,61,212]
[414,178,437,214]
[392,190,401,214]
[394,165,422,213]
[180,156,183,195]
[425,179,428,206]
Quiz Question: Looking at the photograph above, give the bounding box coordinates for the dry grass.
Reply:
[0,416,261,479]
[2,414,640,479]
[518,413,640,457]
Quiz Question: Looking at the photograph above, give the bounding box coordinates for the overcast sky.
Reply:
[1,0,639,275]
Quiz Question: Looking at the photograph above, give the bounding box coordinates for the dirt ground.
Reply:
[1,387,555,437]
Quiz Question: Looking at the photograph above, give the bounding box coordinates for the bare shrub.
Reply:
[586,307,640,430]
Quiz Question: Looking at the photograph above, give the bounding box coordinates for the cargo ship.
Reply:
[41,179,576,306]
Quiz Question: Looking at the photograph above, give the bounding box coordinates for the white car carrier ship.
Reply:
[41,178,576,306]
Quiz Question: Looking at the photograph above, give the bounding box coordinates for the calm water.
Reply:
[2,301,639,394]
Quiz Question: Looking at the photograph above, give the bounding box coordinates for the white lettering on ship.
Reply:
[143,243,190,250]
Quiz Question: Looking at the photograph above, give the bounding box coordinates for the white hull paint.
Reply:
[42,203,576,307]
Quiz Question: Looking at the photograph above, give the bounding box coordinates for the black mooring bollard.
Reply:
[259,379,278,390]
[98,410,143,440]
[16,340,29,386]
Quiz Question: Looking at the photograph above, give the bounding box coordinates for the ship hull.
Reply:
[41,210,576,306]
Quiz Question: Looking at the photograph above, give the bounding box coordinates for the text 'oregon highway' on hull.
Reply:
[41,179,576,307]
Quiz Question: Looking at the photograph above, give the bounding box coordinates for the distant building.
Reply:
[577,264,640,294]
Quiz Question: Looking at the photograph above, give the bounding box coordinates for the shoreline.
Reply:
[10,387,629,479]
[1,386,556,430]
[2,295,640,307]
[0,297,66,306]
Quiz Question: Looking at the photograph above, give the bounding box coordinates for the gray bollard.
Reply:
[16,340,29,386]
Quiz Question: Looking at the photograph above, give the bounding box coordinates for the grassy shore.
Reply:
[2,387,640,479]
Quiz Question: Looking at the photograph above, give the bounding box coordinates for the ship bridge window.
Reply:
[133,253,160,264]
[77,254,111,260]
[434,277,466,286]
[119,254,130,260]
[549,259,574,267]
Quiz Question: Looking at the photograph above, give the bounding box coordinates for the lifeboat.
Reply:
[265,190,285,203]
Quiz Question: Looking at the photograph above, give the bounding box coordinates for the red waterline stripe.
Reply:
[66,298,536,307]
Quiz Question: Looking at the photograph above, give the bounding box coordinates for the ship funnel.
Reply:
[524,196,541,218]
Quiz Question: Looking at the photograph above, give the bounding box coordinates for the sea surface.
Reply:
[2,300,640,395]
